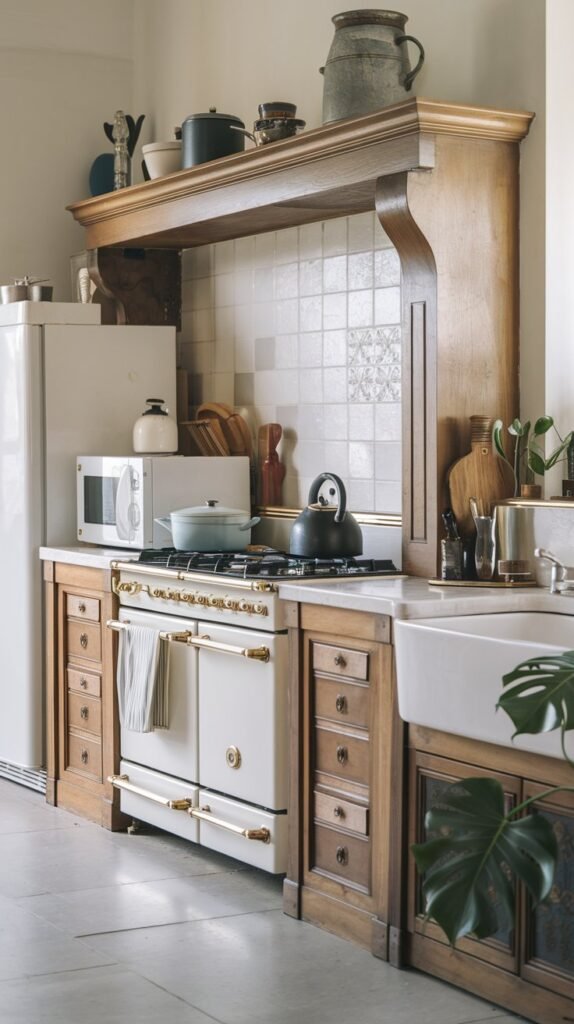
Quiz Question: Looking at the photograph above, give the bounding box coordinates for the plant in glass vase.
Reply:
[492,416,572,497]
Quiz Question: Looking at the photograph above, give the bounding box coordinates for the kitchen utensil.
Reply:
[258,101,298,119]
[142,141,181,179]
[155,499,260,551]
[196,403,250,457]
[183,419,229,457]
[258,424,285,506]
[447,416,515,538]
[182,109,245,168]
[0,276,52,303]
[231,117,305,147]
[289,472,362,558]
[320,9,424,123]
[133,398,178,454]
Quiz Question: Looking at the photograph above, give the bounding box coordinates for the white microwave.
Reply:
[76,455,251,549]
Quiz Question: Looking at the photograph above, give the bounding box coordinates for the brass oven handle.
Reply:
[190,805,271,844]
[106,621,270,662]
[107,776,271,843]
[108,774,192,811]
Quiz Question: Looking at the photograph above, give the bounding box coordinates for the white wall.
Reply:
[0,0,135,301]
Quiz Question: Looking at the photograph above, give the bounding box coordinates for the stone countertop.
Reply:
[39,546,137,571]
[277,575,574,620]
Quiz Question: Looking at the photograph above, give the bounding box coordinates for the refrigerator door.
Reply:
[43,325,176,545]
[0,323,44,769]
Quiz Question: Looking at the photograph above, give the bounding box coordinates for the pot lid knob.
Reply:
[206,499,219,507]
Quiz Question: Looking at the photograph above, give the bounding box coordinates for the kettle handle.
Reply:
[307,473,347,524]
[396,34,425,91]
[229,125,256,143]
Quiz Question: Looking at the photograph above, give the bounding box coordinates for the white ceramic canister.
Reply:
[133,398,178,453]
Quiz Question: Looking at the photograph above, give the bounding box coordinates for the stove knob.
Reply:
[226,745,242,770]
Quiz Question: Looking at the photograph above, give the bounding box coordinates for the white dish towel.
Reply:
[117,624,170,732]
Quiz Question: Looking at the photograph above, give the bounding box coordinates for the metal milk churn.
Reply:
[320,9,425,124]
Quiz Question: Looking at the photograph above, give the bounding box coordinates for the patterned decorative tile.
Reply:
[347,327,401,402]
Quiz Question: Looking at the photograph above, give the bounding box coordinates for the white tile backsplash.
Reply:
[179,213,403,513]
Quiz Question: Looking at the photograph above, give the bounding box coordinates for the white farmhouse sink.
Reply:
[394,612,574,759]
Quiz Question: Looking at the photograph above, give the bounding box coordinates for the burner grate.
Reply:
[137,549,399,580]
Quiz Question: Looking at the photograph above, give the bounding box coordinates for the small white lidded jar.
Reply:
[133,398,178,454]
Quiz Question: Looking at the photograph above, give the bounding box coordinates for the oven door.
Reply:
[196,621,288,811]
[118,607,199,783]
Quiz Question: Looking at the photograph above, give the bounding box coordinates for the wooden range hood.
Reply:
[68,98,534,578]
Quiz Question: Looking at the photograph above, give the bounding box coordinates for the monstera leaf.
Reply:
[412,777,557,945]
[498,650,574,740]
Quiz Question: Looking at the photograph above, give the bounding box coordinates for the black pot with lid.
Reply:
[182,108,245,168]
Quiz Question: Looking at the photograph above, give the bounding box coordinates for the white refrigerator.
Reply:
[0,302,177,788]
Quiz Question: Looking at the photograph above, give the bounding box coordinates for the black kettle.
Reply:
[289,473,363,558]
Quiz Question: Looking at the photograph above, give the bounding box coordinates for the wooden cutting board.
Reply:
[447,416,515,537]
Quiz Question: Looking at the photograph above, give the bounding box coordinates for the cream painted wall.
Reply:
[0,0,134,301]
[133,0,546,428]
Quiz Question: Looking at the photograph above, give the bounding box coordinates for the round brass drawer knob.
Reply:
[333,805,345,819]
[336,745,348,764]
[334,653,347,668]
[80,706,89,720]
[335,695,346,713]
[81,749,89,764]
[336,846,348,865]
[226,745,242,770]
[78,602,86,614]
[80,678,88,689]
[80,633,88,649]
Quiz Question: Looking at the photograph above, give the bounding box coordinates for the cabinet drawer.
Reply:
[67,620,101,663]
[314,791,369,835]
[312,642,369,681]
[67,667,101,698]
[312,823,370,890]
[314,677,369,729]
[67,733,102,781]
[315,726,369,785]
[66,594,100,622]
[67,692,101,737]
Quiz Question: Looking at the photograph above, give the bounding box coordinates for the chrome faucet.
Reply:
[534,548,574,593]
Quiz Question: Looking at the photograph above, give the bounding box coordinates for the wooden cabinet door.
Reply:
[520,782,574,1001]
[408,749,521,973]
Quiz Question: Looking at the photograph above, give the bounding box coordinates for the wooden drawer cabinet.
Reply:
[283,602,402,963]
[67,667,101,698]
[67,692,102,736]
[314,677,370,729]
[67,619,101,662]
[312,824,370,891]
[66,594,100,622]
[44,560,125,829]
[314,791,369,836]
[67,732,102,780]
[315,726,370,786]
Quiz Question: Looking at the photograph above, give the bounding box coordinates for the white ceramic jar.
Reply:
[133,398,178,454]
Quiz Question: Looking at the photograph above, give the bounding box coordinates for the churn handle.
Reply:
[396,34,425,91]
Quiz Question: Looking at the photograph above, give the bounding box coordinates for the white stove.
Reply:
[108,549,399,872]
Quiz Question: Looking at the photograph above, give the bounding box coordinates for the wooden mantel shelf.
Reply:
[67,98,533,251]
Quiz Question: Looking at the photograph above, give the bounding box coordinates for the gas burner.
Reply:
[137,549,399,580]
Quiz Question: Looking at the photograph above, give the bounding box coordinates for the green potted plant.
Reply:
[492,416,572,498]
[412,650,574,944]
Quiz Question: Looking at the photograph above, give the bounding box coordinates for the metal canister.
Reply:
[181,109,245,168]
[320,9,425,124]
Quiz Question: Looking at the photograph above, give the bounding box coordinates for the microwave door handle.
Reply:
[115,465,134,542]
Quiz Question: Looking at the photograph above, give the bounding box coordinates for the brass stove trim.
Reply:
[111,576,270,617]
[108,775,271,843]
[111,561,277,593]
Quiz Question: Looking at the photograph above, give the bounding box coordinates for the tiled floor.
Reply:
[0,778,529,1024]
